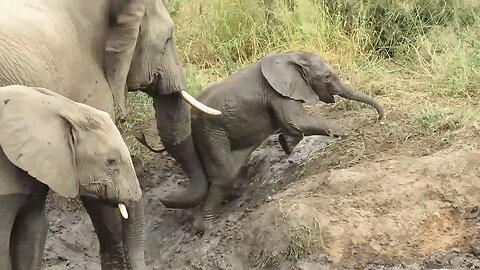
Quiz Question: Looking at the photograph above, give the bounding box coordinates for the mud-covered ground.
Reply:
[42,104,480,270]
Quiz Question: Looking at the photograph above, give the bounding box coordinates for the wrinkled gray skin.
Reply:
[0,85,143,270]
[0,0,215,268]
[160,51,384,231]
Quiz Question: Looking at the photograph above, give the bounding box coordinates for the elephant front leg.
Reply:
[0,194,24,270]
[278,133,302,155]
[274,99,345,138]
[10,184,49,270]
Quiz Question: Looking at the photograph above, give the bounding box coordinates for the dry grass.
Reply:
[123,0,479,188]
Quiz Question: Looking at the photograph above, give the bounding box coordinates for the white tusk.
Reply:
[118,203,128,219]
[180,90,221,115]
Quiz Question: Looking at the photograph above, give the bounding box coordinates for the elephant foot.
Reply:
[192,212,205,234]
[160,188,206,209]
[192,211,217,234]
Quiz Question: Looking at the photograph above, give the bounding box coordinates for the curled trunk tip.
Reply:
[373,101,385,120]
[337,87,384,120]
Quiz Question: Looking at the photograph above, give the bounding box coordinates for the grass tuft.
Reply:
[410,104,474,134]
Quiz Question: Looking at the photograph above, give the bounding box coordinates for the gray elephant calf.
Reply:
[0,85,145,269]
[157,51,384,231]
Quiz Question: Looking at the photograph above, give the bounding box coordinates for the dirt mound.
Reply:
[42,129,480,269]
[249,147,480,268]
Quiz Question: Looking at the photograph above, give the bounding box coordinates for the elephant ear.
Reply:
[0,95,79,198]
[260,53,319,104]
[104,0,146,119]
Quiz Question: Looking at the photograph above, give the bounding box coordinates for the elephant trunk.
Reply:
[152,95,209,209]
[81,197,146,270]
[336,84,384,120]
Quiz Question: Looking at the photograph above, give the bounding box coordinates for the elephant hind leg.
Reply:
[193,138,246,232]
[0,195,24,270]
[10,185,49,270]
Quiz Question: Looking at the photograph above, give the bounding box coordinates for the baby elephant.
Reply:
[0,85,145,269]
[160,51,384,231]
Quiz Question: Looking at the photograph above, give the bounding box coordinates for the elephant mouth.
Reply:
[319,91,336,103]
[80,197,146,269]
[145,73,222,115]
[79,193,130,219]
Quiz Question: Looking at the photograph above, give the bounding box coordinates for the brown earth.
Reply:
[42,99,480,270]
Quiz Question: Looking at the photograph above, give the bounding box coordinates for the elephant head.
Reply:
[260,51,384,119]
[104,0,220,118]
[104,0,214,211]
[0,86,145,269]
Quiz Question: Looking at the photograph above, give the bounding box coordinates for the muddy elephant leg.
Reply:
[153,94,209,209]
[193,134,239,232]
[278,133,302,155]
[10,184,49,270]
[0,195,23,270]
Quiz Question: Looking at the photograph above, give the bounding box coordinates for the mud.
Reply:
[42,133,480,269]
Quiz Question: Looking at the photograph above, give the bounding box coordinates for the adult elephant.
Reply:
[0,0,218,269]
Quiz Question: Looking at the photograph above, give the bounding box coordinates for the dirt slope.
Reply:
[40,102,480,269]
[42,134,480,270]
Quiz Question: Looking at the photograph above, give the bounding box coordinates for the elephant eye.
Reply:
[165,36,172,46]
[325,72,332,82]
[107,158,118,166]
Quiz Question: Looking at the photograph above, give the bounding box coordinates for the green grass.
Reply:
[410,103,474,134]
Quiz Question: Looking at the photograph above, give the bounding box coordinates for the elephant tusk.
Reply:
[118,203,129,219]
[180,90,221,115]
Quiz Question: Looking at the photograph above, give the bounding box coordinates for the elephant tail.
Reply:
[135,133,166,153]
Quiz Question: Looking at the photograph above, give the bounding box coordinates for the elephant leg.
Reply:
[10,185,49,270]
[0,195,23,270]
[193,183,234,233]
[193,135,241,232]
[278,133,302,155]
[273,98,344,138]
